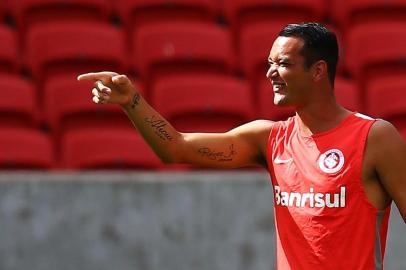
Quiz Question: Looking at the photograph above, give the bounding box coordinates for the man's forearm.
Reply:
[121,92,182,163]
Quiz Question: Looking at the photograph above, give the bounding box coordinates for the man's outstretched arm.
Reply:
[77,71,273,169]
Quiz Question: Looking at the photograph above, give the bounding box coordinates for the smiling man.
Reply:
[78,22,406,269]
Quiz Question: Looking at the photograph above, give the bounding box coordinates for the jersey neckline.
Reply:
[294,112,357,139]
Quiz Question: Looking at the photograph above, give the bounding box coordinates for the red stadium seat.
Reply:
[0,128,54,169]
[223,0,326,36]
[152,74,254,132]
[114,0,218,34]
[44,74,137,140]
[25,21,127,83]
[0,25,19,73]
[10,0,111,34]
[331,0,406,30]
[366,75,406,131]
[334,77,361,112]
[0,74,38,128]
[61,129,162,170]
[258,79,295,121]
[132,21,234,84]
[0,2,4,21]
[346,22,406,83]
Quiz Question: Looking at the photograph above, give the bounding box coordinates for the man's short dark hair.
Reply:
[278,22,339,86]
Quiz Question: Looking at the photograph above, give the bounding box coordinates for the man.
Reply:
[78,23,406,269]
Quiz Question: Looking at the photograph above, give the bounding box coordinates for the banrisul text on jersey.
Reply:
[274,185,346,208]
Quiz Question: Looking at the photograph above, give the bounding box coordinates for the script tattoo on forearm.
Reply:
[198,144,236,162]
[144,115,173,141]
[130,93,140,109]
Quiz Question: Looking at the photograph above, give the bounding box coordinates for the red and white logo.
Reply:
[318,149,345,174]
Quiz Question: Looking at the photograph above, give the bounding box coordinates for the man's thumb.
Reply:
[112,74,129,86]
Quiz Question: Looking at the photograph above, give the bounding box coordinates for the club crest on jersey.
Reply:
[318,149,345,174]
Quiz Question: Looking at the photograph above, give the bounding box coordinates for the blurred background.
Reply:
[0,0,405,269]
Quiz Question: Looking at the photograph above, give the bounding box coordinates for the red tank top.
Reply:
[266,112,391,270]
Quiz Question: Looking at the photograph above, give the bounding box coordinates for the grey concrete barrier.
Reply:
[0,172,404,270]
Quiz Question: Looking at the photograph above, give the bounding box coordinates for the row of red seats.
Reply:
[2,0,406,32]
[0,72,367,132]
[1,71,405,170]
[0,127,163,170]
[2,20,406,89]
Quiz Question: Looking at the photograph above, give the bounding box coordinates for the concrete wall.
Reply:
[0,172,404,270]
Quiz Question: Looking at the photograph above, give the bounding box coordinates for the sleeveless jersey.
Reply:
[266,112,391,270]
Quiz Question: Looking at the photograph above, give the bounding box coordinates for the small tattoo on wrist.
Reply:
[130,93,140,109]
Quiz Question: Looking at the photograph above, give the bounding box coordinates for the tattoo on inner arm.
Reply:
[198,144,237,162]
[144,115,173,141]
[130,93,141,109]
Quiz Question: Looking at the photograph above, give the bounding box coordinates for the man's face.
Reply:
[266,36,313,107]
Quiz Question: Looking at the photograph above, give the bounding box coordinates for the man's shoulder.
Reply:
[366,119,405,160]
[368,119,401,141]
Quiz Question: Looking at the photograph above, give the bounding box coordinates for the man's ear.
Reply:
[312,60,328,82]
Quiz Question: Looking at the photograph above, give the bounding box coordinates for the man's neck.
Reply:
[295,100,352,136]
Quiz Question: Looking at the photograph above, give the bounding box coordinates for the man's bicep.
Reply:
[374,121,406,222]
[178,120,273,169]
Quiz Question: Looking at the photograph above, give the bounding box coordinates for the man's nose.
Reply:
[266,64,277,78]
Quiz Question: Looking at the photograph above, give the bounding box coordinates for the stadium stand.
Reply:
[132,21,234,86]
[152,74,254,132]
[0,24,19,74]
[9,0,111,35]
[332,0,406,30]
[61,128,162,169]
[0,1,4,21]
[25,21,127,84]
[223,0,326,37]
[114,0,218,35]
[346,21,406,85]
[0,127,54,169]
[366,75,406,132]
[0,74,38,128]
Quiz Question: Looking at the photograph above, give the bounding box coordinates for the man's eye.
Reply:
[268,61,290,67]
